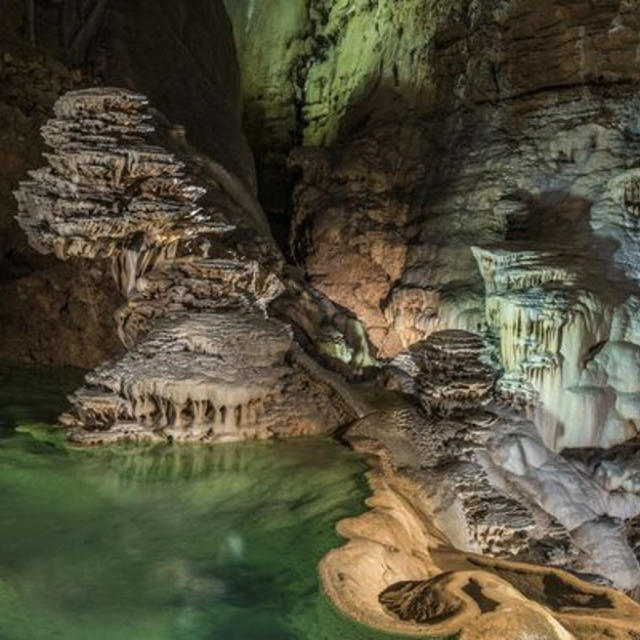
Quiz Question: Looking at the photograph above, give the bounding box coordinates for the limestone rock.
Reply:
[60,313,344,443]
[473,242,640,451]
[345,330,640,597]
[321,329,640,637]
[281,0,640,458]
[410,330,495,416]
[0,31,119,367]
[14,88,366,444]
[15,88,211,261]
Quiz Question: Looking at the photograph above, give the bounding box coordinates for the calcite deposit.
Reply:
[14,87,369,444]
[10,0,640,636]
[277,0,640,458]
[473,243,640,451]
[321,329,640,638]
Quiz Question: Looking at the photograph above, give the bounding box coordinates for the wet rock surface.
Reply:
[320,329,640,638]
[379,577,465,625]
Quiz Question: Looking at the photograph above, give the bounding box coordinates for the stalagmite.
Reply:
[15,88,367,444]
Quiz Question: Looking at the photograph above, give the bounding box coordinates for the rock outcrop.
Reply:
[321,329,640,638]
[14,87,371,444]
[474,242,640,451]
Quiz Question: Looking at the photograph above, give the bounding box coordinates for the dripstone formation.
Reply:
[280,0,640,459]
[14,88,366,444]
[15,88,640,639]
[379,330,640,584]
[322,330,640,639]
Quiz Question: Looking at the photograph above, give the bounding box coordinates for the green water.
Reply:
[0,363,409,640]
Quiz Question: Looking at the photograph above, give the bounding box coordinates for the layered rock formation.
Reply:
[0,0,260,366]
[321,329,640,638]
[273,0,640,455]
[14,87,371,444]
[474,241,640,452]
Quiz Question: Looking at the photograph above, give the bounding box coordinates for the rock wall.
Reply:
[235,0,640,450]
[94,0,257,196]
[225,0,444,240]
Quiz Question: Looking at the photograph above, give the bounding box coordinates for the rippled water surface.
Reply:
[0,363,408,640]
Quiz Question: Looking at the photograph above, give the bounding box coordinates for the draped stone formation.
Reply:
[321,329,640,638]
[270,0,640,462]
[473,237,640,452]
[14,87,365,444]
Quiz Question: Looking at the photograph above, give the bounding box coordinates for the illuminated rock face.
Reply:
[383,330,640,585]
[269,0,640,453]
[61,314,296,443]
[472,240,640,452]
[14,88,370,443]
[321,330,640,637]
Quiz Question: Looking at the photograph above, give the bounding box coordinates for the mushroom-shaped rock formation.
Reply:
[60,313,302,443]
[14,88,371,444]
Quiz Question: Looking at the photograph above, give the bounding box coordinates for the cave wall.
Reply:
[227,0,640,449]
[224,0,436,240]
[4,0,640,449]
[0,0,255,366]
[225,0,438,148]
[228,0,640,149]
[96,0,256,195]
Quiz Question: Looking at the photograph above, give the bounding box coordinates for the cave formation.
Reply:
[4,0,640,638]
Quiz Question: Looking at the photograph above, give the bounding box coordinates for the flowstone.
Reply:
[320,329,640,638]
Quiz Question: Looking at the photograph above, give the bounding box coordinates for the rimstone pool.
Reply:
[0,363,414,640]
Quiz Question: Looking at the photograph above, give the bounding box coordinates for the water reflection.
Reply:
[0,363,411,640]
